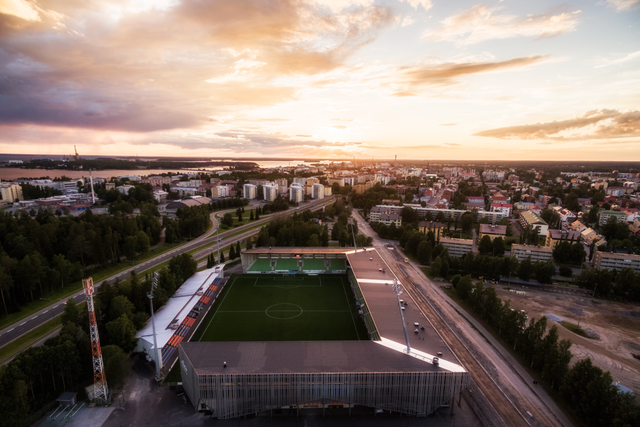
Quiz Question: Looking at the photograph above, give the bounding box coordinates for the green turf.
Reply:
[303,259,326,270]
[248,258,272,271]
[192,274,368,342]
[330,259,346,270]
[275,259,299,271]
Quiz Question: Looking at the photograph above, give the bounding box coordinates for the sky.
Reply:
[0,0,639,161]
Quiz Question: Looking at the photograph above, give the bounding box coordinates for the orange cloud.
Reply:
[390,55,547,95]
[474,109,640,140]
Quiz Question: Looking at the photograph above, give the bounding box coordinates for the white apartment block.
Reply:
[440,237,474,258]
[510,244,553,262]
[212,186,229,198]
[0,183,23,203]
[311,183,325,200]
[289,185,304,203]
[243,184,257,199]
[593,251,640,273]
[264,185,278,202]
[368,204,504,224]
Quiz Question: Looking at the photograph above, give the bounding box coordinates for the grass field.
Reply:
[192,274,368,342]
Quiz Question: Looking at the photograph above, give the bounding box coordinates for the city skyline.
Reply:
[0,0,639,160]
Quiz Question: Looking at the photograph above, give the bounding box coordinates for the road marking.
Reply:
[31,315,38,319]
[7,328,14,332]
[43,310,49,313]
[20,322,26,326]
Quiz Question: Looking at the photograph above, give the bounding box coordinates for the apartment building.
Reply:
[479,224,507,241]
[545,229,581,248]
[311,183,325,200]
[440,237,474,258]
[598,210,628,225]
[518,211,548,236]
[510,244,553,262]
[378,213,401,227]
[263,185,278,202]
[0,183,23,203]
[368,204,504,224]
[592,251,640,273]
[243,184,257,200]
[289,184,304,203]
[419,221,444,240]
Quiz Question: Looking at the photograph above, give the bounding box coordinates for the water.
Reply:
[0,168,200,181]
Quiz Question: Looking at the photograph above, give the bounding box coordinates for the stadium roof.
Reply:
[180,340,464,375]
[136,267,223,352]
[243,247,351,255]
[345,248,465,372]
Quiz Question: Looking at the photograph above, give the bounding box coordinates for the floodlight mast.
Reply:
[149,272,162,379]
[392,278,411,354]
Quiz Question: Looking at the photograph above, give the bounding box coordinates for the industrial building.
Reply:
[179,247,469,419]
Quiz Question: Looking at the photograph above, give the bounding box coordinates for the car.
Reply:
[432,357,439,366]
[414,322,419,327]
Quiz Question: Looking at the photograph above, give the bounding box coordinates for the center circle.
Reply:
[265,303,303,320]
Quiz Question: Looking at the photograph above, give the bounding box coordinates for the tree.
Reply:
[222,213,234,227]
[430,256,442,277]
[229,244,236,260]
[534,260,556,284]
[518,257,533,281]
[105,314,137,352]
[136,230,150,254]
[460,213,474,232]
[109,295,135,322]
[456,275,473,300]
[478,235,493,255]
[220,251,225,263]
[123,235,138,260]
[587,205,600,224]
[102,345,130,389]
[61,298,81,325]
[250,210,254,221]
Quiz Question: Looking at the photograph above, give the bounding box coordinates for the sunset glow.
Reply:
[1,0,639,160]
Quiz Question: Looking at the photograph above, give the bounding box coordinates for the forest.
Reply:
[0,253,197,427]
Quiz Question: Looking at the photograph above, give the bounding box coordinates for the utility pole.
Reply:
[149,272,162,379]
[392,279,410,355]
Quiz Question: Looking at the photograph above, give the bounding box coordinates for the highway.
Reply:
[0,196,335,350]
[352,209,572,427]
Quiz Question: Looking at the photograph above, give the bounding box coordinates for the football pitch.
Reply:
[192,274,369,342]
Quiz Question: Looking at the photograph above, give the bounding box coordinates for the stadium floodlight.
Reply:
[392,278,411,354]
[149,271,162,379]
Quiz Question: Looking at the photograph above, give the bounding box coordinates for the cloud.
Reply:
[331,118,354,121]
[423,4,581,45]
[0,0,395,132]
[389,55,547,95]
[439,123,457,126]
[606,0,640,11]
[331,124,348,129]
[474,109,640,140]
[595,50,640,68]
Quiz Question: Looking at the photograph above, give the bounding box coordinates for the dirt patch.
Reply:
[493,284,640,395]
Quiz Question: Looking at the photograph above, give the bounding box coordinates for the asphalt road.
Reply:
[0,197,335,350]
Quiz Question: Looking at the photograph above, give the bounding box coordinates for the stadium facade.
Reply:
[179,247,470,419]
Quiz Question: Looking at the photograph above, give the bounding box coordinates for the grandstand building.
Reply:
[178,247,470,419]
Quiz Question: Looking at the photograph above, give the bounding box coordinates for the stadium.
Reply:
[176,247,470,419]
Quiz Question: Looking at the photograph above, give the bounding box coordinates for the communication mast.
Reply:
[83,277,109,404]
[74,145,80,161]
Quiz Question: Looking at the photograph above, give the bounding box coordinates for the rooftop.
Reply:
[479,224,507,235]
[243,247,351,255]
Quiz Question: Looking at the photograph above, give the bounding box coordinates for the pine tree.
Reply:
[236,241,241,257]
[229,245,236,260]
[255,210,260,220]
[250,210,254,220]
[206,254,212,268]
[246,237,253,250]
[220,251,225,263]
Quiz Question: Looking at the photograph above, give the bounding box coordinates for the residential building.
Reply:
[324,186,332,196]
[289,184,304,203]
[311,183,325,200]
[153,190,168,203]
[243,184,257,200]
[105,182,116,191]
[263,185,278,202]
[545,229,581,249]
[0,183,23,203]
[211,186,229,198]
[570,220,587,233]
[378,213,401,227]
[117,185,135,195]
[514,202,536,211]
[275,179,288,196]
[368,204,504,224]
[511,244,553,262]
[606,187,626,197]
[327,177,345,187]
[490,203,512,217]
[170,186,200,197]
[598,210,628,226]
[419,221,444,240]
[478,224,507,241]
[592,251,640,274]
[518,211,548,236]
[440,237,474,258]
[142,176,172,186]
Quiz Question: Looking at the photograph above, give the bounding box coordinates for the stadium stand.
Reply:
[275,259,299,271]
[302,259,325,270]
[247,258,271,272]
[330,259,346,271]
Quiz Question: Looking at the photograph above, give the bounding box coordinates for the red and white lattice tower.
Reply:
[83,277,109,404]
